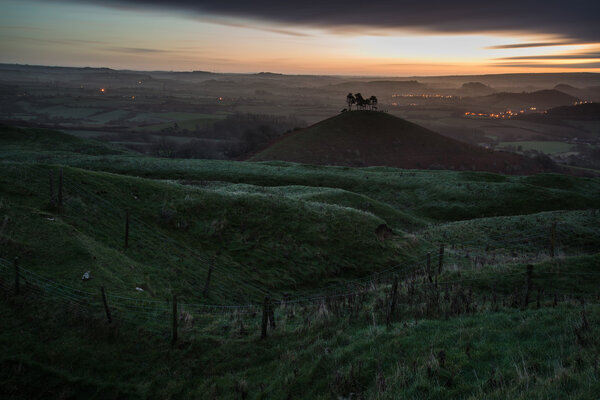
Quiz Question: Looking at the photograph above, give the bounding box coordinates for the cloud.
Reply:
[104,46,171,53]
[493,62,600,69]
[497,52,600,60]
[61,0,600,42]
[485,42,579,50]
[14,37,108,46]
[212,19,312,37]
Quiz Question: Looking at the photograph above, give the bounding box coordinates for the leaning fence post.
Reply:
[100,286,112,323]
[261,296,269,339]
[550,222,556,258]
[171,295,178,345]
[438,244,444,275]
[523,264,533,309]
[386,274,399,327]
[202,261,214,298]
[14,257,20,295]
[58,168,63,213]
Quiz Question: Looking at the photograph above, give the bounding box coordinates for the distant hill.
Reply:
[466,89,578,110]
[554,84,580,94]
[0,124,129,156]
[249,111,548,174]
[517,102,600,122]
[321,80,428,95]
[553,84,600,102]
[460,82,495,96]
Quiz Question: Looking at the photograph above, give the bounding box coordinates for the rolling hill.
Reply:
[465,89,578,110]
[2,123,600,398]
[249,111,549,174]
[517,102,600,122]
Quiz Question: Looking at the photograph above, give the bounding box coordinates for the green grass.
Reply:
[39,105,105,120]
[498,141,574,154]
[2,293,599,399]
[128,112,226,131]
[88,109,131,124]
[1,124,599,398]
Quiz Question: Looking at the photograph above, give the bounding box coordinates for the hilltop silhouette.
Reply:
[250,111,550,174]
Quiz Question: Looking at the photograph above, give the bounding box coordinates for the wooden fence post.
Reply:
[268,298,276,329]
[49,170,54,206]
[426,253,433,283]
[261,296,269,339]
[0,216,8,241]
[58,168,63,213]
[171,295,178,345]
[124,211,129,249]
[438,244,444,275]
[523,264,533,309]
[550,222,556,258]
[386,274,399,327]
[202,262,214,298]
[14,257,20,295]
[100,286,112,323]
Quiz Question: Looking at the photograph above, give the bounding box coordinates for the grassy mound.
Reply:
[250,111,546,174]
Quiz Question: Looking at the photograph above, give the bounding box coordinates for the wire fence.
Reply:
[1,163,599,341]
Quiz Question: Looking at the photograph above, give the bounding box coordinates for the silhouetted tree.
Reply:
[346,93,378,111]
[369,96,378,110]
[354,93,365,110]
[346,93,356,111]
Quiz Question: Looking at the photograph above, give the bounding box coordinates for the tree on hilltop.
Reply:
[346,93,378,111]
[369,95,378,110]
[346,93,356,111]
[354,93,365,110]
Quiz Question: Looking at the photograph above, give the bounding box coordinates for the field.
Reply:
[497,141,575,154]
[2,66,599,171]
[1,125,600,399]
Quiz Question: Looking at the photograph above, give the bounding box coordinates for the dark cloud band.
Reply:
[63,0,600,41]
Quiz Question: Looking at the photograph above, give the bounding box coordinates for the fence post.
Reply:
[438,244,444,275]
[58,168,63,213]
[49,170,54,206]
[426,253,433,283]
[124,211,129,249]
[0,216,8,243]
[14,257,20,295]
[261,296,269,339]
[171,295,178,345]
[550,222,556,258]
[268,298,276,329]
[202,262,214,298]
[523,264,533,309]
[386,274,399,328]
[100,286,112,323]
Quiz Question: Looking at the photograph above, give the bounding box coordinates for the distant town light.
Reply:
[100,88,106,93]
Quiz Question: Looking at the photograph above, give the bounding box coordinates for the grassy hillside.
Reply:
[249,111,547,174]
[1,124,599,398]
[468,89,578,110]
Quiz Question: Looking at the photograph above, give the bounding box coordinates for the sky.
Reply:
[1,0,599,75]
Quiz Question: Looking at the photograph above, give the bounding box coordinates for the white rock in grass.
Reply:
[135,287,144,291]
[82,271,91,281]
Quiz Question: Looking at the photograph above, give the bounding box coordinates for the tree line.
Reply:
[345,93,378,111]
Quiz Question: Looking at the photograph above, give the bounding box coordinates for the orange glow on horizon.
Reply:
[1,0,599,75]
